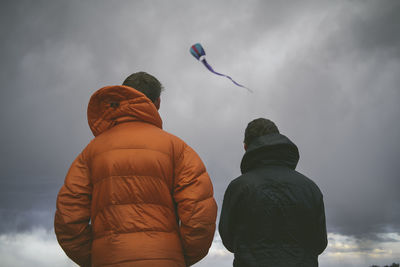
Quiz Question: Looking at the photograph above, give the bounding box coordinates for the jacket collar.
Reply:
[87,85,162,137]
[240,133,299,174]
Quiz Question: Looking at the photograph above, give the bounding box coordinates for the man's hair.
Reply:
[244,118,280,146]
[122,72,163,102]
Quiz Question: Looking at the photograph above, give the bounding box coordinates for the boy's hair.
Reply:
[244,118,279,146]
[122,72,163,102]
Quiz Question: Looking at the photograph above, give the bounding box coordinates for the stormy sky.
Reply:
[1,0,399,266]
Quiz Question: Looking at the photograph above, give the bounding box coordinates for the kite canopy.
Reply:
[189,43,253,93]
[190,43,205,60]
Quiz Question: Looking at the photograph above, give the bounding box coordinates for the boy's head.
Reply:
[244,118,279,149]
[122,72,163,106]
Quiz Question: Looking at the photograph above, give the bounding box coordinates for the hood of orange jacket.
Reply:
[87,85,162,136]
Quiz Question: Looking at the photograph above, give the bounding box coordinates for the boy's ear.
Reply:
[154,97,161,110]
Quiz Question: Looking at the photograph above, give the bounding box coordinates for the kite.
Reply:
[190,43,252,92]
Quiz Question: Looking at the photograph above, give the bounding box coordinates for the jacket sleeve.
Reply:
[54,152,92,267]
[218,180,243,253]
[314,196,328,255]
[173,144,217,266]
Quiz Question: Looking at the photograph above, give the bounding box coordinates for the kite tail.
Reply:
[201,59,253,93]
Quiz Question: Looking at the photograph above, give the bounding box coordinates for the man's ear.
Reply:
[244,143,248,151]
[154,97,161,110]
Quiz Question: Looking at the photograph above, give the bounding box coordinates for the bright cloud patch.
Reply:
[1,229,399,267]
[0,228,74,267]
[320,233,400,267]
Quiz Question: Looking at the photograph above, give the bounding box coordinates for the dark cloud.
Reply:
[0,175,60,232]
[0,0,399,247]
[298,1,400,238]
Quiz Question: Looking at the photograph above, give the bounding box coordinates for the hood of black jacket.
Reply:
[240,133,300,174]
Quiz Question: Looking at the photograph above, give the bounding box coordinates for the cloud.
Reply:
[0,228,74,267]
[321,233,400,267]
[1,229,399,267]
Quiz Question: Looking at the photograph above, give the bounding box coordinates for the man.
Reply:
[219,118,327,267]
[55,72,217,267]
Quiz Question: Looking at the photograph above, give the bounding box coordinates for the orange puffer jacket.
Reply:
[55,85,217,267]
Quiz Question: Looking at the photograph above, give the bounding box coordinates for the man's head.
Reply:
[122,72,163,109]
[244,118,279,150]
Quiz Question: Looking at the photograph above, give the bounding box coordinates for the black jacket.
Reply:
[219,133,327,267]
